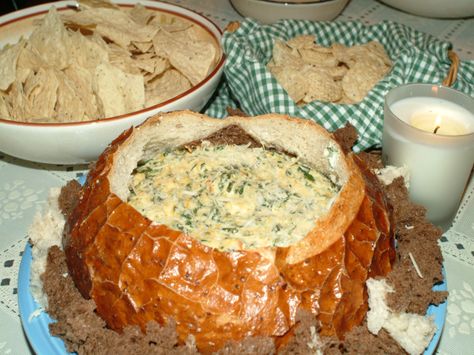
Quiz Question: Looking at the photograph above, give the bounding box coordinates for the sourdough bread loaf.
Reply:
[63,111,395,352]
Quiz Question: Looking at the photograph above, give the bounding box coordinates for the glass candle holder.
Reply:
[382,84,474,228]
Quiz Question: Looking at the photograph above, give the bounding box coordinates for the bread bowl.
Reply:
[63,111,396,352]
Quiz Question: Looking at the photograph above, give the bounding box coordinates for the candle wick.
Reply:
[433,126,440,134]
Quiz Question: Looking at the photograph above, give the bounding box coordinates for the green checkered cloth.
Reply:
[205,19,474,152]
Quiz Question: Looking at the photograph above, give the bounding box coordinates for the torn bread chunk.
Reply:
[375,165,410,189]
[28,187,65,308]
[366,278,436,355]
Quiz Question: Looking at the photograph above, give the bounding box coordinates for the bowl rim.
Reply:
[231,0,341,6]
[0,0,225,128]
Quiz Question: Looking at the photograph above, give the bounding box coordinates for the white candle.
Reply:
[382,85,474,229]
[390,97,473,135]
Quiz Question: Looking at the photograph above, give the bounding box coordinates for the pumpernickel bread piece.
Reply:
[63,111,395,352]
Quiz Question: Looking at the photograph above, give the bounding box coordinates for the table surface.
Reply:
[1,1,473,354]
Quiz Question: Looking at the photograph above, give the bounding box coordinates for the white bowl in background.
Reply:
[379,0,474,18]
[230,0,350,24]
[0,0,225,165]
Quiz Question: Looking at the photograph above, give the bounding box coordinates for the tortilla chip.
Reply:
[15,45,48,83]
[6,82,34,122]
[129,3,154,26]
[286,35,316,50]
[106,43,141,75]
[302,67,342,104]
[131,41,154,54]
[143,56,171,83]
[53,70,90,122]
[299,48,338,67]
[335,92,357,105]
[342,60,384,103]
[268,64,306,103]
[149,14,191,33]
[94,63,145,117]
[331,43,351,65]
[348,41,392,68]
[145,69,191,107]
[68,29,109,69]
[334,41,392,72]
[28,8,72,70]
[64,65,102,118]
[0,93,10,118]
[152,28,217,85]
[327,65,348,80]
[78,0,120,10]
[270,39,303,67]
[133,54,161,73]
[63,8,158,48]
[23,68,59,119]
[268,36,391,105]
[0,41,24,91]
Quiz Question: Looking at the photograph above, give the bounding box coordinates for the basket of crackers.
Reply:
[206,19,474,151]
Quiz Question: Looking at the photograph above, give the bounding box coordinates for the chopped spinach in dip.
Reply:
[128,144,340,251]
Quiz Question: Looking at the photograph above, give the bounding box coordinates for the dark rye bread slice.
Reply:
[41,122,445,354]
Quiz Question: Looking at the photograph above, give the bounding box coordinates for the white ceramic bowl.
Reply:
[230,0,350,24]
[379,0,474,18]
[0,0,225,165]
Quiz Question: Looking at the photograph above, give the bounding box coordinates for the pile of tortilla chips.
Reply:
[0,0,221,123]
[267,35,392,105]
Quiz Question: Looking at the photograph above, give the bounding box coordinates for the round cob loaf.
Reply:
[63,111,396,352]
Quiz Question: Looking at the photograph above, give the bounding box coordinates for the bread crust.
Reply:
[63,111,395,352]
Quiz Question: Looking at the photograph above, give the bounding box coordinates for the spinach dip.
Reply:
[128,143,340,251]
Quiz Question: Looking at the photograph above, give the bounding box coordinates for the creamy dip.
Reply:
[128,144,339,251]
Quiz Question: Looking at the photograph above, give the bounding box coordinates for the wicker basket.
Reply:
[205,19,473,151]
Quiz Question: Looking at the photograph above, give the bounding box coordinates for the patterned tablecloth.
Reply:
[0,0,473,354]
